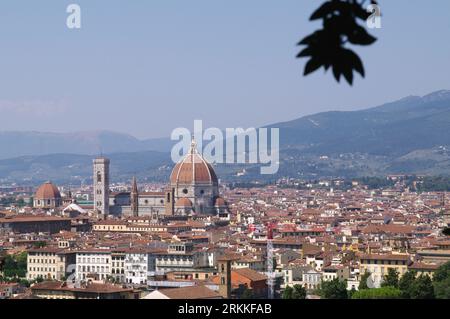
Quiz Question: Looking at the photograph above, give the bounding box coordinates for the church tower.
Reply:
[93,157,110,216]
[131,176,139,217]
[217,257,233,299]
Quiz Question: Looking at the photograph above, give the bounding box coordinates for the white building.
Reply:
[302,269,322,291]
[124,249,156,285]
[76,250,112,281]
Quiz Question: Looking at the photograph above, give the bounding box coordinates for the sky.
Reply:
[0,0,449,139]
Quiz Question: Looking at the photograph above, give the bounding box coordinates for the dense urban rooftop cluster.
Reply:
[1,142,450,300]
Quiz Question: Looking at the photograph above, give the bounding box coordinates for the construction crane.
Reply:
[266,222,275,299]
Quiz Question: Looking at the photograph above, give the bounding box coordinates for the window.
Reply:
[183,188,188,194]
[97,172,102,183]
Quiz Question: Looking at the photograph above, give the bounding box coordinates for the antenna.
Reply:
[266,222,275,299]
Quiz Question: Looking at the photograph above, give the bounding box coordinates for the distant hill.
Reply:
[0,151,171,184]
[0,131,172,159]
[270,89,450,156]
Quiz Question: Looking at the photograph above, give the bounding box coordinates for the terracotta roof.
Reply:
[408,262,440,271]
[359,253,410,261]
[31,281,132,294]
[175,198,193,207]
[170,140,218,185]
[156,285,221,299]
[233,268,267,282]
[0,215,70,223]
[214,197,227,207]
[35,182,61,200]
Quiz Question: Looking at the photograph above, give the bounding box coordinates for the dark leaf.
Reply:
[298,31,322,46]
[341,65,354,85]
[348,25,377,45]
[332,64,341,82]
[310,1,338,21]
[304,57,324,76]
[296,47,313,58]
[352,2,371,21]
[349,51,365,77]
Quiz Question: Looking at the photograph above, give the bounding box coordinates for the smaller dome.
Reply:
[175,198,193,207]
[214,197,227,207]
[35,182,61,200]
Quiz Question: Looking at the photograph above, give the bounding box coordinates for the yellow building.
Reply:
[359,253,411,287]
[27,248,76,281]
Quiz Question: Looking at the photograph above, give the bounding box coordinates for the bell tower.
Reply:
[131,176,139,217]
[93,157,110,216]
[217,257,232,299]
[165,188,175,215]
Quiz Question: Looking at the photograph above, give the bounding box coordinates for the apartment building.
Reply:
[111,251,126,283]
[124,248,156,285]
[27,248,76,281]
[75,250,112,281]
[359,253,411,288]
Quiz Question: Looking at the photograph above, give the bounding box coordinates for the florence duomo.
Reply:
[94,138,230,219]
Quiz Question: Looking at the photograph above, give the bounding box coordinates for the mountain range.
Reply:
[1,89,450,183]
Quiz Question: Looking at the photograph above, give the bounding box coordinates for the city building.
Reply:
[75,250,112,281]
[359,253,411,288]
[0,215,71,234]
[106,138,229,217]
[27,248,76,281]
[33,182,62,209]
[30,281,138,299]
[93,157,110,216]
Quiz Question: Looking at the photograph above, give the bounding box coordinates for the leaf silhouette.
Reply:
[297,0,378,86]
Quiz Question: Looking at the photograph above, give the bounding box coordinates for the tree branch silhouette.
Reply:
[297,0,379,85]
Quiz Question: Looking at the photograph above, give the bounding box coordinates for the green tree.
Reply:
[28,196,34,207]
[409,274,434,299]
[241,288,254,299]
[292,284,307,299]
[298,0,379,85]
[16,198,26,207]
[433,261,450,299]
[3,252,27,278]
[381,268,399,288]
[359,271,371,290]
[398,270,417,298]
[319,278,348,299]
[33,241,47,248]
[282,286,294,299]
[352,287,402,299]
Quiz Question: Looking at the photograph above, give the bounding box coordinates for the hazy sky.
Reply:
[1,0,449,139]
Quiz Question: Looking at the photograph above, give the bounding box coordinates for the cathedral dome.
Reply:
[35,182,61,200]
[170,139,218,185]
[214,197,227,207]
[175,197,193,207]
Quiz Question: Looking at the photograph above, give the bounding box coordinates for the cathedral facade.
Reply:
[96,139,229,218]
